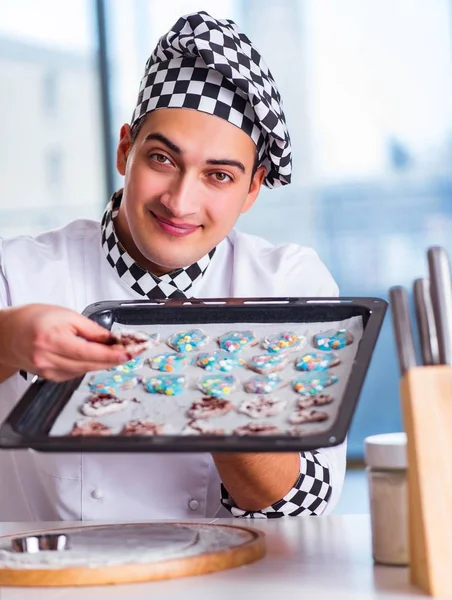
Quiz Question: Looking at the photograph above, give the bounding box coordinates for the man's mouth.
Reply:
[151,212,200,237]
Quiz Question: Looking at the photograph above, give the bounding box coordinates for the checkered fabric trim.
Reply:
[131,11,292,188]
[220,451,332,518]
[100,189,216,299]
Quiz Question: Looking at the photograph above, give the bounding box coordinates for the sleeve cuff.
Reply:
[220,451,332,518]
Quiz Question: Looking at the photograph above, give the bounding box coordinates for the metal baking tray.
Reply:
[0,297,387,452]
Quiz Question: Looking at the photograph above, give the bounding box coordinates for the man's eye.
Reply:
[212,172,232,183]
[150,153,171,164]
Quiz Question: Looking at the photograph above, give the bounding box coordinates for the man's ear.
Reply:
[241,165,266,214]
[117,124,132,176]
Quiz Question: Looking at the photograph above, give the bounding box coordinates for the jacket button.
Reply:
[91,489,103,500]
[188,499,199,511]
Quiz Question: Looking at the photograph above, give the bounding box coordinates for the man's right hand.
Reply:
[0,304,138,383]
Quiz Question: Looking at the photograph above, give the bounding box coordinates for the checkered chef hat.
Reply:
[131,11,292,188]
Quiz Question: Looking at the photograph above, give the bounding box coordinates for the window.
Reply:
[46,148,63,191]
[42,71,58,117]
[0,0,106,238]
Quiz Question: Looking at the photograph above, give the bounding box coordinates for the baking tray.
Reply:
[0,297,387,452]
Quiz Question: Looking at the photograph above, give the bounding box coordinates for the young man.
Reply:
[0,12,345,521]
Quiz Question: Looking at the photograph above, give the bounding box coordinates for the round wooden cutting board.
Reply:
[0,522,265,587]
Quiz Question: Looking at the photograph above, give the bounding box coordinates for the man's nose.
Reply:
[159,174,199,218]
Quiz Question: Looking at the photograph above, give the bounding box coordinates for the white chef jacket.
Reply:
[0,219,346,521]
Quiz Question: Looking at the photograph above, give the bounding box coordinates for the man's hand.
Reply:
[0,304,136,382]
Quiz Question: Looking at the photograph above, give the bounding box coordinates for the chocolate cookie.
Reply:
[120,419,164,436]
[289,409,329,425]
[233,422,280,436]
[108,329,157,357]
[81,393,128,417]
[70,420,113,436]
[238,396,287,419]
[187,397,234,420]
[297,393,334,409]
[182,420,225,435]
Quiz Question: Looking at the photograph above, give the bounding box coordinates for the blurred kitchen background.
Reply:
[2,0,452,512]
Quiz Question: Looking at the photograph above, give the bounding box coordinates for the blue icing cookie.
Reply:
[198,374,236,398]
[262,331,305,354]
[243,373,285,394]
[197,351,245,372]
[149,352,188,373]
[313,329,353,351]
[89,372,141,394]
[292,373,338,395]
[294,351,340,372]
[167,329,209,352]
[111,354,145,373]
[217,330,257,353]
[143,374,186,396]
[247,353,288,374]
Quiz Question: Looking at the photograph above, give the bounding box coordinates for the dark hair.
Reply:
[130,113,261,181]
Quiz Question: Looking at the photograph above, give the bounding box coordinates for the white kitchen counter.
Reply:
[0,515,429,599]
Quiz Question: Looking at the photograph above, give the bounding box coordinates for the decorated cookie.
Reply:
[121,419,164,436]
[187,397,234,420]
[109,329,158,351]
[88,372,142,395]
[233,422,280,436]
[297,393,334,409]
[292,373,338,396]
[294,351,340,372]
[182,420,225,435]
[196,351,245,372]
[143,374,186,396]
[243,373,285,394]
[313,329,354,351]
[247,353,288,374]
[238,396,287,419]
[289,409,329,425]
[217,330,258,353]
[70,419,113,436]
[198,374,236,398]
[149,352,189,373]
[262,331,305,354]
[167,329,209,352]
[111,354,145,373]
[81,393,128,417]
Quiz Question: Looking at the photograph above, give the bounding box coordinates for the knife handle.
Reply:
[427,247,452,365]
[389,286,417,376]
[413,278,439,365]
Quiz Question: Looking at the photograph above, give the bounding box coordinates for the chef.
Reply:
[0,11,346,521]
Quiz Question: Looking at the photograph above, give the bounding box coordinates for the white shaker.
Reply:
[364,432,409,566]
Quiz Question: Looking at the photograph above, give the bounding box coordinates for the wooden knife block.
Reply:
[400,366,452,597]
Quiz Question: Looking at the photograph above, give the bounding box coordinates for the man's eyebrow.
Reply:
[142,133,182,155]
[206,159,246,173]
[142,134,246,173]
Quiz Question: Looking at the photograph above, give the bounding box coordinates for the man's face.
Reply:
[116,108,265,275]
